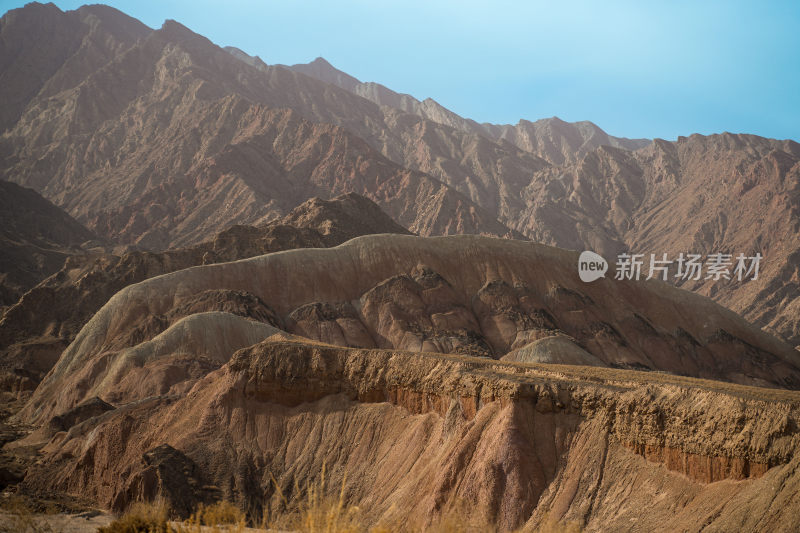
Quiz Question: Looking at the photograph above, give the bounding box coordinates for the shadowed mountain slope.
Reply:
[0,193,409,390]
[0,180,96,309]
[12,235,800,532]
[0,6,523,250]
[22,234,799,427]
[2,3,797,349]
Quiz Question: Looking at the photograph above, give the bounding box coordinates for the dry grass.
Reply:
[97,500,171,533]
[422,500,498,533]
[176,500,247,532]
[257,467,582,532]
[261,465,364,533]
[0,495,56,533]
[94,470,583,533]
[98,500,248,533]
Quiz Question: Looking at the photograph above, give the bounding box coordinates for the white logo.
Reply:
[578,251,608,282]
[613,252,761,282]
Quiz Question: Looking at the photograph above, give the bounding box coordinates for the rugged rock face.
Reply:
[1,5,798,530]
[0,3,150,132]
[0,180,96,309]
[285,57,491,139]
[284,57,650,166]
[276,55,800,350]
[482,117,651,165]
[0,5,520,249]
[515,135,800,347]
[2,3,798,352]
[20,235,800,427]
[0,193,409,387]
[4,235,798,531]
[17,338,800,531]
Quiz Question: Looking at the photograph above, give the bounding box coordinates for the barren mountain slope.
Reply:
[0,2,149,132]
[0,8,520,250]
[284,56,650,165]
[242,52,800,349]
[1,5,798,532]
[6,235,799,532]
[515,134,800,346]
[4,4,795,353]
[482,116,651,165]
[0,193,409,390]
[20,235,800,430]
[230,52,561,222]
[630,134,800,346]
[0,180,96,309]
[286,57,489,136]
[15,321,800,531]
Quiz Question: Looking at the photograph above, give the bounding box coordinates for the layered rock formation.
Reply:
[0,193,409,388]
[17,334,800,531]
[1,5,799,530]
[5,234,798,531]
[1,3,797,351]
[21,235,800,422]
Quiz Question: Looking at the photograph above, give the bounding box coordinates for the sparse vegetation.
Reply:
[88,465,585,533]
[0,495,55,533]
[261,465,364,532]
[97,499,248,533]
[423,500,498,533]
[252,465,582,532]
[177,500,247,532]
[3,490,582,533]
[97,500,171,533]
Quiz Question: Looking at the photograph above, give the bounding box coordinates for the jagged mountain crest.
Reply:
[1,2,798,350]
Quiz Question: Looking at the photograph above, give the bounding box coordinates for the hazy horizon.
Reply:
[1,0,798,142]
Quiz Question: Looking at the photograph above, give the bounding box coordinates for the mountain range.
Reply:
[1,3,796,351]
[1,3,799,531]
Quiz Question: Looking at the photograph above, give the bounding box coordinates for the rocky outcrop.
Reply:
[3,3,798,353]
[18,337,800,530]
[0,193,408,387]
[0,6,520,248]
[44,396,115,437]
[502,336,603,366]
[20,235,800,426]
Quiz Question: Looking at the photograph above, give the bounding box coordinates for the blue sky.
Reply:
[2,0,799,141]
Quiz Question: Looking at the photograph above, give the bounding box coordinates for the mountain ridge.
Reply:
[1,4,799,530]
[13,234,800,531]
[281,54,651,163]
[2,3,797,350]
[0,193,410,390]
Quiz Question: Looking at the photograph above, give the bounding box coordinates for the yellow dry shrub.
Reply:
[97,500,171,533]
[174,500,246,533]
